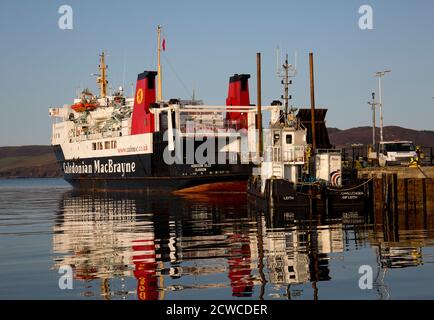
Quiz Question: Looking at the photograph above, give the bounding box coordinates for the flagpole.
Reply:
[157,25,163,102]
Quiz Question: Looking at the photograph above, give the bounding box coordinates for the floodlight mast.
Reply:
[367,92,379,150]
[375,70,391,143]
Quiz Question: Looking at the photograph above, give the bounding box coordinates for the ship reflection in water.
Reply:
[52,191,434,300]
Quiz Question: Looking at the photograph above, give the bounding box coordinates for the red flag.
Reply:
[162,38,166,51]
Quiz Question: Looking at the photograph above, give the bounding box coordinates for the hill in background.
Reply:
[0,125,433,178]
[0,145,60,178]
[329,126,434,147]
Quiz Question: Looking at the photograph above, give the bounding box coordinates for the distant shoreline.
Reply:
[0,145,61,179]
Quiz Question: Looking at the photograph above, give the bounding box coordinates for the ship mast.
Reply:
[277,50,297,121]
[283,54,290,116]
[97,52,108,98]
[157,25,163,102]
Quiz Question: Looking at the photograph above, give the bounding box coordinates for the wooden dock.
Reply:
[357,167,434,240]
[357,166,434,179]
[358,166,434,213]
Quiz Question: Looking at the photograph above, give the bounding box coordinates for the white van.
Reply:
[378,141,417,167]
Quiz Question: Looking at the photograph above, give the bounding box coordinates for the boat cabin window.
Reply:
[273,132,281,145]
[92,140,117,150]
[286,134,293,145]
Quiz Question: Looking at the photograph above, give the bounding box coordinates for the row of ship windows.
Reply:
[92,140,117,150]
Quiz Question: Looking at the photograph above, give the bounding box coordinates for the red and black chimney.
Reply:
[131,71,157,135]
[226,74,250,129]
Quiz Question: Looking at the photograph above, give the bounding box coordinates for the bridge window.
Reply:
[273,132,280,145]
[286,134,293,145]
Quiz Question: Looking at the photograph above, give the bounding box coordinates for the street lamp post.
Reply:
[367,92,378,150]
[375,70,391,143]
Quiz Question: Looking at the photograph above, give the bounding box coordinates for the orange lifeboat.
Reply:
[71,102,98,112]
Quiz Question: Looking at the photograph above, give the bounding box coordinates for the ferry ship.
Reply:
[49,26,260,192]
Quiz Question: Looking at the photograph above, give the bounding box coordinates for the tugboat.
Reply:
[248,53,370,209]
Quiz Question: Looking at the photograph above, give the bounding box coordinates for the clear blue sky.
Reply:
[1,0,433,146]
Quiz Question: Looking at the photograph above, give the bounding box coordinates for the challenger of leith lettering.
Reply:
[63,159,136,177]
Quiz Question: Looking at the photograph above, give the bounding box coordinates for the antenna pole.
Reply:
[257,52,263,158]
[97,52,107,98]
[276,46,280,76]
[122,51,126,90]
[283,54,289,118]
[157,25,163,102]
[309,52,317,151]
[378,76,383,142]
[277,49,297,120]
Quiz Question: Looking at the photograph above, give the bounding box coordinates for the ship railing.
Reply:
[316,148,342,154]
[71,130,124,142]
[420,146,434,166]
[340,145,434,167]
[271,146,282,162]
[282,146,306,163]
[178,118,251,134]
[265,145,306,163]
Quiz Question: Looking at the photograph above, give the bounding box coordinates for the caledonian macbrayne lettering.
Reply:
[63,159,136,176]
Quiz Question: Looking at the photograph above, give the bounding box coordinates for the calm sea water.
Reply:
[1,178,434,300]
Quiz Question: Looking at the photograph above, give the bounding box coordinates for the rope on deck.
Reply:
[326,177,374,192]
[417,166,429,179]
